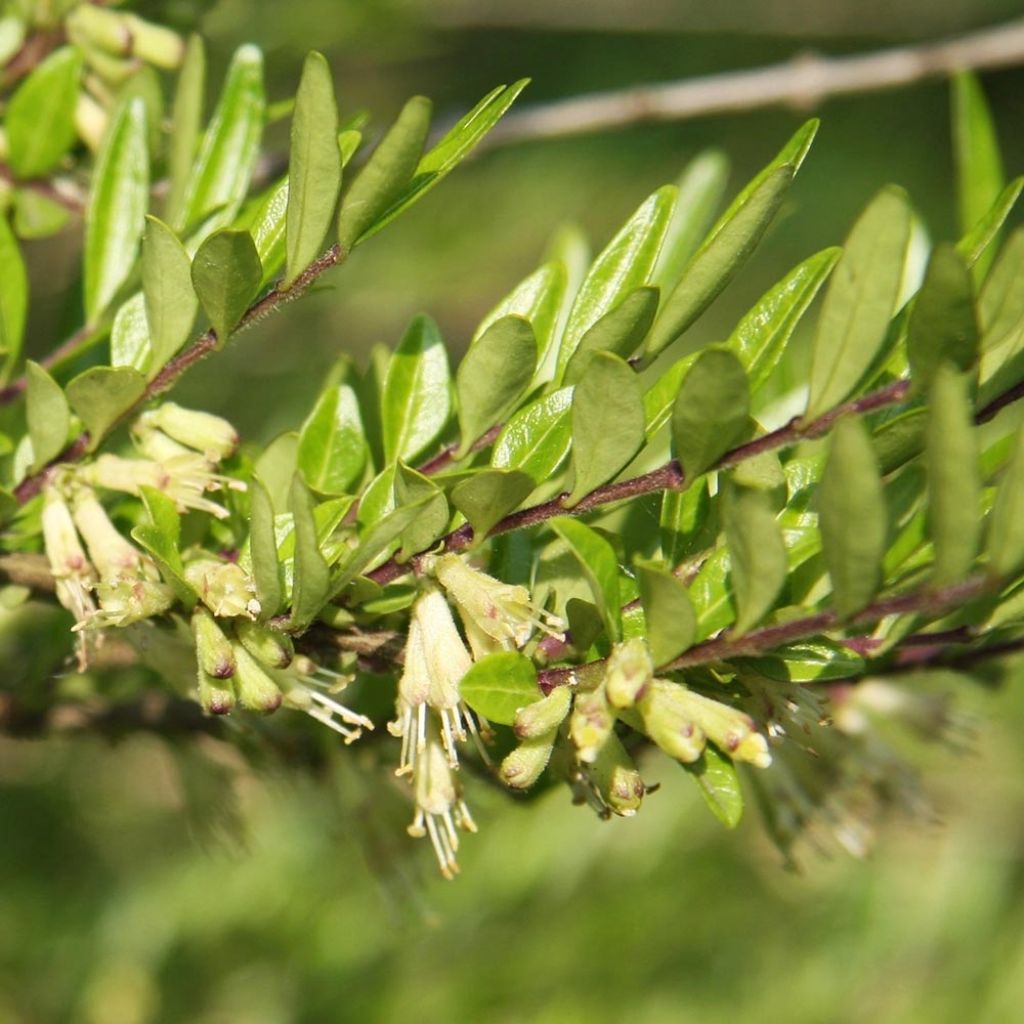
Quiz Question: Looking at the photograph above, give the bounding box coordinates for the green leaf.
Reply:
[723,484,787,635]
[563,287,659,386]
[393,461,449,561]
[683,746,744,829]
[956,177,1023,269]
[84,98,149,324]
[249,477,284,618]
[142,216,198,374]
[255,431,299,512]
[653,150,729,290]
[297,383,367,495]
[671,348,750,482]
[5,46,82,178]
[289,474,331,630]
[382,314,451,464]
[748,639,865,683]
[25,361,70,469]
[451,468,534,539]
[456,315,536,454]
[557,186,676,381]
[132,486,194,605]
[567,352,644,507]
[0,214,28,376]
[636,564,696,666]
[907,243,979,393]
[460,651,540,726]
[642,355,693,439]
[110,294,150,372]
[491,386,573,481]
[728,247,840,393]
[65,366,146,449]
[285,52,342,286]
[177,44,265,233]
[987,425,1024,579]
[12,190,69,240]
[660,480,715,566]
[805,186,912,417]
[951,73,1004,247]
[337,95,431,252]
[191,229,262,343]
[926,365,980,587]
[979,228,1024,357]
[550,517,621,642]
[645,120,818,360]
[818,416,887,618]
[165,34,205,228]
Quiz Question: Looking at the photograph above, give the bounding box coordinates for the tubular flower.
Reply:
[280,655,374,744]
[42,490,97,663]
[134,403,239,462]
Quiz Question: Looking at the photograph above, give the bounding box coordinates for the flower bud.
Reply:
[122,15,185,69]
[132,424,194,464]
[185,557,260,619]
[141,403,239,462]
[42,490,95,619]
[72,489,142,581]
[231,643,283,713]
[604,638,653,709]
[75,92,107,152]
[675,688,772,768]
[236,619,294,669]
[587,733,645,816]
[191,606,236,679]
[569,684,615,764]
[638,679,705,764]
[66,5,131,56]
[198,665,235,715]
[88,578,174,628]
[500,731,557,789]
[513,686,571,740]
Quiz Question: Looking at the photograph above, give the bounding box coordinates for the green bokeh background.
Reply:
[5,1,1024,1020]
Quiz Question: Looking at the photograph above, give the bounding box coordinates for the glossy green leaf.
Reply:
[671,348,750,482]
[84,98,149,323]
[646,120,818,360]
[636,564,696,666]
[660,480,715,566]
[451,468,534,539]
[25,361,69,469]
[723,484,787,635]
[394,461,449,561]
[0,215,28,375]
[557,186,676,381]
[806,187,912,417]
[249,176,289,285]
[642,355,693,439]
[142,216,198,374]
[297,384,367,495]
[563,287,659,386]
[289,474,331,630]
[952,73,1004,245]
[382,314,451,464]
[337,96,431,252]
[491,386,573,481]
[550,517,621,641]
[978,229,1024,397]
[5,46,82,178]
[66,366,146,449]
[684,746,744,829]
[165,34,205,228]
[110,294,150,372]
[728,247,840,393]
[191,229,262,343]
[12,190,69,240]
[119,66,164,160]
[907,243,979,392]
[748,639,865,683]
[818,416,887,618]
[987,425,1024,579]
[567,352,644,507]
[956,177,1023,269]
[926,365,980,587]
[178,44,265,232]
[285,52,342,286]
[456,315,536,454]
[460,651,540,726]
[653,150,729,290]
[249,477,283,618]
[132,487,194,605]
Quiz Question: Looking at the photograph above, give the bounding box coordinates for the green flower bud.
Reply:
[198,665,235,716]
[132,424,194,464]
[638,679,706,764]
[500,731,557,789]
[570,684,615,764]
[604,638,653,709]
[89,578,174,628]
[191,606,236,679]
[141,403,239,462]
[674,687,771,768]
[235,618,294,669]
[587,733,645,817]
[72,489,143,582]
[66,5,131,56]
[513,686,571,740]
[121,15,185,69]
[75,92,107,152]
[184,557,260,619]
[231,643,283,713]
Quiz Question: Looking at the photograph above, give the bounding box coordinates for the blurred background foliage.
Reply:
[5,1,1024,1020]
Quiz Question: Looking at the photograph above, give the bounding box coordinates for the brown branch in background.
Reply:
[0,166,87,215]
[477,18,1024,149]
[1,28,64,89]
[0,553,56,593]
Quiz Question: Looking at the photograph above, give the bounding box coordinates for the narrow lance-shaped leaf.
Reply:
[249,176,289,286]
[636,564,697,666]
[165,34,205,227]
[907,243,979,393]
[456,315,536,455]
[133,487,194,606]
[289,474,331,630]
[564,287,659,386]
[248,477,284,618]
[191,229,262,343]
[671,348,750,482]
[84,98,150,324]
[723,483,787,635]
[0,215,28,379]
[566,352,645,507]
[952,73,1004,249]
[382,314,451,464]
[818,416,888,618]
[556,186,676,382]
[645,119,819,360]
[337,96,431,252]
[66,367,146,449]
[178,44,265,233]
[926,364,981,587]
[5,46,82,179]
[142,216,199,374]
[25,361,70,470]
[285,51,342,286]
[987,425,1024,580]
[550,517,621,642]
[684,746,744,830]
[805,186,912,417]
[956,177,1023,269]
[297,383,367,495]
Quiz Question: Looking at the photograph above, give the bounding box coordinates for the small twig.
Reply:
[478,19,1024,150]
